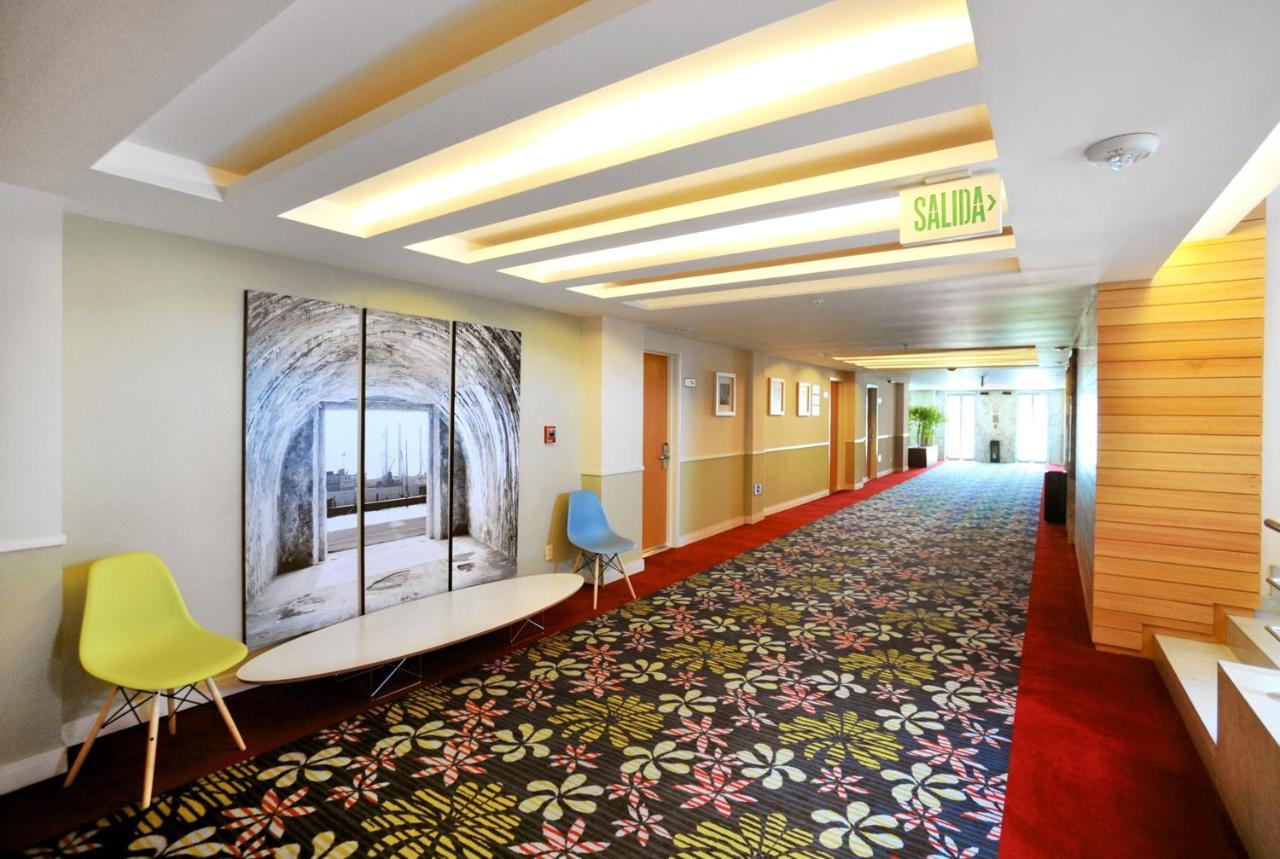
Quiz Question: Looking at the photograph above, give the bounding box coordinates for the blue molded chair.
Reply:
[567,490,637,609]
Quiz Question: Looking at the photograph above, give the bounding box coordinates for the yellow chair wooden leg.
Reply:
[64,686,117,787]
[141,693,161,808]
[166,690,177,736]
[206,677,245,751]
[593,556,600,610]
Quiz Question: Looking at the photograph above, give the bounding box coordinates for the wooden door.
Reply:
[866,387,878,480]
[642,353,669,551]
[828,382,840,490]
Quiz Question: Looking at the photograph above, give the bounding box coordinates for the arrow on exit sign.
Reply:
[899,173,1004,245]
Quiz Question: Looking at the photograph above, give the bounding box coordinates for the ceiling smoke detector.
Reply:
[1085,133,1160,171]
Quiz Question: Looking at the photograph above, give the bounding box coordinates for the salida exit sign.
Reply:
[899,173,1004,245]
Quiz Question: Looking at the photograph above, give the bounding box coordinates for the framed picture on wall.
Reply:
[768,377,785,415]
[715,371,737,416]
[798,382,811,416]
[811,384,822,417]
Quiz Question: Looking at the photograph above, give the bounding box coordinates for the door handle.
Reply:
[1265,518,1280,534]
[659,442,671,471]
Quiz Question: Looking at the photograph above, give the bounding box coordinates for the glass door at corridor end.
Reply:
[945,394,975,460]
[1016,392,1049,462]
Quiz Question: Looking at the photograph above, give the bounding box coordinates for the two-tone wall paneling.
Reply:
[1092,214,1264,654]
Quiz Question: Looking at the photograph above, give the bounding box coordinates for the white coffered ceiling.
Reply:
[3,0,1279,371]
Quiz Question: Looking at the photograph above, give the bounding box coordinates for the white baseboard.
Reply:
[764,489,830,517]
[854,480,866,490]
[0,745,66,795]
[876,467,894,478]
[677,516,747,547]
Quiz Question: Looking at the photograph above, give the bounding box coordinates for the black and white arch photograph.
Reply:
[243,292,521,650]
[360,309,453,612]
[243,290,362,651]
[451,321,521,590]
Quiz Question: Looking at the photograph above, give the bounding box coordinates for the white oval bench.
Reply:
[237,573,582,686]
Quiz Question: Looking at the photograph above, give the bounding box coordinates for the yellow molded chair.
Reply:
[65,552,248,807]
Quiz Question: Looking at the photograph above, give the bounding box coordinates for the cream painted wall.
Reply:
[580,317,645,572]
[644,330,751,541]
[639,331,843,539]
[0,185,63,546]
[0,184,66,791]
[759,357,831,451]
[60,215,584,722]
[644,329,750,459]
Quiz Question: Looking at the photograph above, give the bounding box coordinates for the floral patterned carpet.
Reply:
[32,463,1042,858]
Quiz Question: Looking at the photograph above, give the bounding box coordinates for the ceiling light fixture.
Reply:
[570,231,1016,298]
[833,346,1038,369]
[282,1,976,237]
[624,257,1019,310]
[408,112,997,264]
[501,197,899,282]
[1084,133,1160,171]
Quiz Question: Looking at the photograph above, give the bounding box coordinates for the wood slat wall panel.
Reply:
[1097,279,1263,309]
[1098,338,1262,362]
[1095,503,1259,535]
[1163,236,1264,267]
[1094,573,1260,609]
[1095,537,1258,573]
[1092,607,1214,635]
[1096,450,1259,475]
[1097,378,1261,399]
[1097,468,1260,494]
[1099,318,1265,344]
[1148,257,1266,286]
[1095,520,1259,553]
[1098,298,1263,327]
[1095,485,1259,514]
[1098,396,1259,416]
[1092,625,1143,650]
[1098,357,1262,379]
[1098,414,1260,436]
[1097,432,1261,455]
[1094,590,1215,624]
[1094,554,1259,592]
[1089,217,1265,654]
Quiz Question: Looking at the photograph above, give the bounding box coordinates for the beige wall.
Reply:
[0,184,66,791]
[60,215,585,721]
[640,331,847,541]
[644,329,752,542]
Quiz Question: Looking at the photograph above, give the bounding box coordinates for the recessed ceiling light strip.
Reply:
[570,230,1015,298]
[500,197,900,282]
[833,346,1039,369]
[624,257,1019,309]
[281,0,976,237]
[408,137,996,263]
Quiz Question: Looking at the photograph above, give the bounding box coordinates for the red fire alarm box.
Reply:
[544,425,557,444]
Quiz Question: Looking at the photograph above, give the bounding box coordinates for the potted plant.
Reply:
[908,405,945,468]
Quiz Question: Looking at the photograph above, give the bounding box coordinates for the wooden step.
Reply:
[1226,614,1280,671]
[1153,634,1237,755]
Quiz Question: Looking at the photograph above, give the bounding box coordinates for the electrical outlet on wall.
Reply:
[544,545,554,561]
[753,483,763,496]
